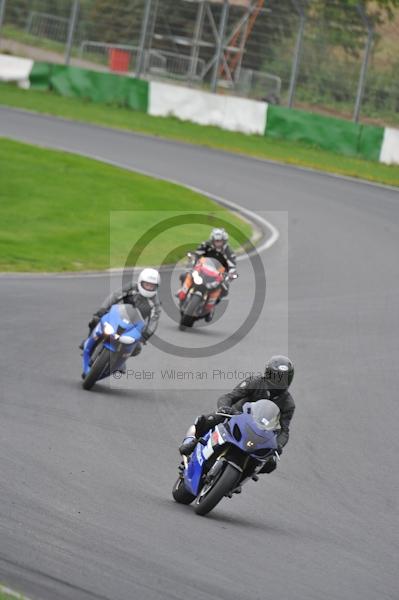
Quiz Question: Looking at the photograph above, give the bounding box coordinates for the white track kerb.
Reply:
[0,583,31,600]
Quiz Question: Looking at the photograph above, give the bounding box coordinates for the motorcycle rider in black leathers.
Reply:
[81,268,161,359]
[177,227,237,321]
[179,355,295,475]
[193,227,237,274]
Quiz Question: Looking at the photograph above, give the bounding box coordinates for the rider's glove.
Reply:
[218,405,240,416]
[228,268,237,280]
[88,315,100,330]
[259,456,277,474]
[276,443,283,455]
[194,415,210,437]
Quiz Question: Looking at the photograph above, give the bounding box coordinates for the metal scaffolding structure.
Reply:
[151,0,269,90]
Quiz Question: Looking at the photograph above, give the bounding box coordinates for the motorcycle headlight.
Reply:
[119,335,135,345]
[103,322,115,336]
[193,271,203,285]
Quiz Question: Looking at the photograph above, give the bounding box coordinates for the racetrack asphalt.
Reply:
[0,107,398,600]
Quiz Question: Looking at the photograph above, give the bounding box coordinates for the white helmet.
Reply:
[137,268,160,298]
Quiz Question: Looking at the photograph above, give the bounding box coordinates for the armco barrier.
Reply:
[149,81,267,135]
[379,128,399,165]
[0,54,33,88]
[0,54,398,166]
[29,62,149,112]
[265,105,385,162]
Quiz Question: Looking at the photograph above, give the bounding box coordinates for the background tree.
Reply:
[86,0,144,44]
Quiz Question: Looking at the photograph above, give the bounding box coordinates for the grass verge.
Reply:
[1,83,398,187]
[0,137,252,272]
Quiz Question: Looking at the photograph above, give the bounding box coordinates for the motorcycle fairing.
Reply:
[82,304,145,375]
[182,416,278,497]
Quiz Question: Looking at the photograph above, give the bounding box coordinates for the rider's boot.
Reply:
[115,362,127,375]
[227,485,242,498]
[130,343,142,357]
[79,326,94,351]
[176,273,192,302]
[176,288,187,302]
[205,310,214,323]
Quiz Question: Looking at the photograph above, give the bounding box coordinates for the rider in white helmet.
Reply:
[137,268,160,299]
[81,268,161,356]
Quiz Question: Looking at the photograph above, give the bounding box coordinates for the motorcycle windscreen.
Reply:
[226,413,277,454]
[109,304,145,332]
[247,399,281,431]
[201,257,224,273]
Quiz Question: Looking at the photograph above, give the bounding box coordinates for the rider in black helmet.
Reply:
[177,228,237,306]
[179,355,295,474]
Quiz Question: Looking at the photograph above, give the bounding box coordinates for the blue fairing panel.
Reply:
[184,434,210,496]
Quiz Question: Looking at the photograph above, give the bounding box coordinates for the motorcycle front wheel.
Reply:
[172,477,196,505]
[82,347,114,390]
[194,463,241,516]
[180,294,203,329]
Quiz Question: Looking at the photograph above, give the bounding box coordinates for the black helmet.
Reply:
[264,355,294,390]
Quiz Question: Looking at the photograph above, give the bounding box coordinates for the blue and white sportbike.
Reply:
[172,399,280,516]
[81,303,145,390]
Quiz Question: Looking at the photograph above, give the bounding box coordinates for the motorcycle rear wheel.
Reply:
[194,463,241,516]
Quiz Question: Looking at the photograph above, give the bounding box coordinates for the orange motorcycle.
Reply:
[177,255,237,330]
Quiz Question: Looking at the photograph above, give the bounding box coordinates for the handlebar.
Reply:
[223,272,238,282]
[186,253,238,279]
[214,411,235,418]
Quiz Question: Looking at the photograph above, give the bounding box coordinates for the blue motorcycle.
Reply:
[81,303,145,390]
[172,400,280,516]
